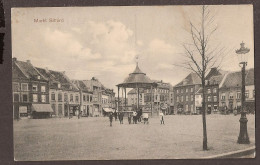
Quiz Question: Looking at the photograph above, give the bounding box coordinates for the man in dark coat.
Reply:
[120,112,124,124]
[109,113,113,127]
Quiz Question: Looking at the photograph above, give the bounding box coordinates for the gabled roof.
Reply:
[36,67,78,91]
[174,72,201,87]
[208,74,225,85]
[13,59,48,81]
[220,68,254,88]
[71,80,92,93]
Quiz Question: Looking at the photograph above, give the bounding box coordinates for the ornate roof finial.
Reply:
[135,55,139,66]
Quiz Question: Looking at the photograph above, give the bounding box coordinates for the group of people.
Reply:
[108,109,165,126]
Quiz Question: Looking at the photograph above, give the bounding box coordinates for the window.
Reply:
[186,88,188,93]
[213,88,217,93]
[207,89,211,94]
[181,96,184,102]
[177,97,179,102]
[191,95,194,101]
[213,96,217,102]
[236,92,241,99]
[245,91,249,98]
[41,95,46,103]
[32,84,38,92]
[22,94,28,102]
[181,89,183,93]
[185,105,189,111]
[41,86,46,92]
[186,95,189,101]
[21,83,28,91]
[90,95,92,102]
[221,102,226,107]
[64,93,68,102]
[221,94,225,100]
[51,93,55,101]
[83,95,86,102]
[13,93,19,102]
[75,95,79,102]
[207,96,211,102]
[191,87,194,92]
[57,83,61,88]
[70,94,74,102]
[33,94,38,102]
[177,89,179,93]
[58,93,62,102]
[229,93,233,99]
[13,83,20,92]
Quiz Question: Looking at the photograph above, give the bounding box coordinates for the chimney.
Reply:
[12,57,17,62]
[26,60,31,64]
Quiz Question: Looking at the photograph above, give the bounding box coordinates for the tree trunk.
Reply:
[202,77,208,150]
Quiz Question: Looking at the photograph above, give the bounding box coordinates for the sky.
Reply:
[11,5,254,94]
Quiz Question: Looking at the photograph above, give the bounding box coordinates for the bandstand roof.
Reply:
[117,64,157,88]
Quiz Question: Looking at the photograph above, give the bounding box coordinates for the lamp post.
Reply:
[236,42,250,144]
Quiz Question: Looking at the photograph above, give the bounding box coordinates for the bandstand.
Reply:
[116,63,157,116]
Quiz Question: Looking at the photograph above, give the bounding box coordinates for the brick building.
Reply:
[219,68,254,113]
[12,58,52,119]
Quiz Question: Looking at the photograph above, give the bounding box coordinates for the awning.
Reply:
[103,108,114,113]
[32,104,53,113]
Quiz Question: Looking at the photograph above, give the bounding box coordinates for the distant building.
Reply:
[219,68,254,113]
[174,73,201,114]
[12,58,53,119]
[82,77,115,116]
[71,80,94,117]
[36,68,80,117]
[127,80,173,115]
[174,68,227,115]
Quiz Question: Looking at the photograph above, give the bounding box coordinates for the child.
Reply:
[159,112,165,125]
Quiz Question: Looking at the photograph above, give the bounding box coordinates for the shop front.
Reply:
[31,104,53,119]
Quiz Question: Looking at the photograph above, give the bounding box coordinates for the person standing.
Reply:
[120,112,124,124]
[133,111,137,124]
[128,113,132,124]
[159,111,165,125]
[109,112,113,127]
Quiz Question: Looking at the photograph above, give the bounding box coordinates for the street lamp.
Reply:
[236,42,250,144]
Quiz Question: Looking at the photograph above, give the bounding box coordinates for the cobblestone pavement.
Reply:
[14,114,255,160]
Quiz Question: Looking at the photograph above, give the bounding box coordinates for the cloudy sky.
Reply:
[12,5,254,93]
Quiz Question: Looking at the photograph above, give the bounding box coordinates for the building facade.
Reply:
[36,68,81,117]
[219,68,254,113]
[174,73,201,115]
[12,58,52,119]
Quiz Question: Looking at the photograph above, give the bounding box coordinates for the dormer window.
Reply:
[37,76,40,79]
[58,83,61,88]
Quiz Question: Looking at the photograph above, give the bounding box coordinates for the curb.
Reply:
[203,146,256,159]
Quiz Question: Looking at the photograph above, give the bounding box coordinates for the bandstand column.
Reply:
[124,88,127,111]
[117,86,120,112]
[121,87,124,111]
[151,86,153,117]
[137,87,139,110]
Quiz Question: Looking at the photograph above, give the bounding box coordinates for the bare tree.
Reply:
[175,5,226,150]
